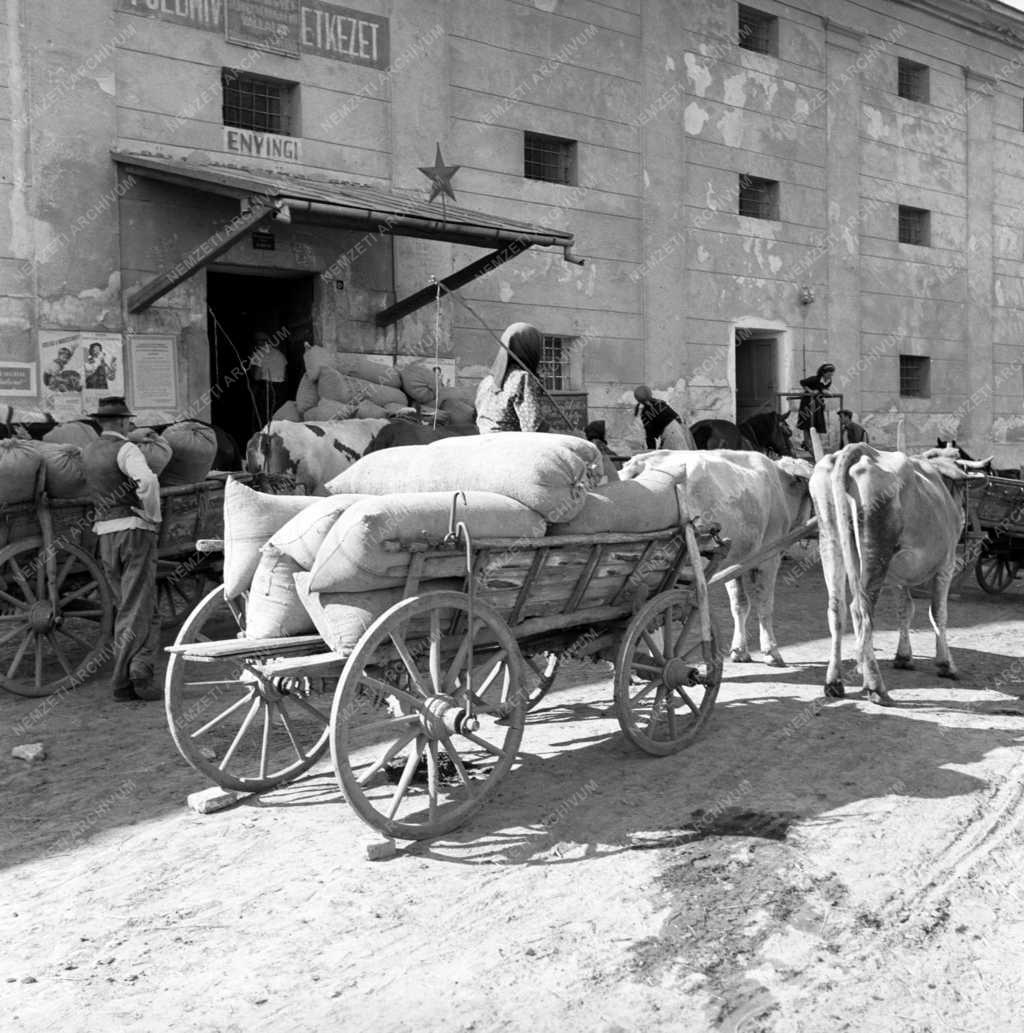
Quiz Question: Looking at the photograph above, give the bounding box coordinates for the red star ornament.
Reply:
[418,143,460,203]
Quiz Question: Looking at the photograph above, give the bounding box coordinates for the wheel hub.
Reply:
[420,694,479,738]
[27,600,55,633]
[663,657,698,690]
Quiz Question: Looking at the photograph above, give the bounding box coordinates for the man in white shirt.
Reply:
[81,397,163,702]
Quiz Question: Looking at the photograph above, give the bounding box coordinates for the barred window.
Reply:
[899,355,931,398]
[898,58,929,103]
[738,174,780,220]
[540,336,571,391]
[898,205,931,246]
[524,132,577,185]
[222,70,296,135]
[738,5,778,56]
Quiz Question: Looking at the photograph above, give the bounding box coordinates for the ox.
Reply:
[690,413,793,457]
[246,419,387,495]
[811,445,981,706]
[363,420,479,454]
[621,449,813,665]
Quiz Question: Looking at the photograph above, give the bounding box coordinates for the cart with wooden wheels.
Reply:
[165,505,731,840]
[0,476,234,698]
[964,474,1024,594]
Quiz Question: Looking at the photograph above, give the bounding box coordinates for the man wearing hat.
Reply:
[81,397,163,702]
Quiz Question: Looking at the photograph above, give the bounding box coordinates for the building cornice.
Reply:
[895,0,1024,47]
[823,18,865,51]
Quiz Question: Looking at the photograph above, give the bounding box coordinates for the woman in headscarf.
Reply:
[796,362,835,453]
[475,322,548,434]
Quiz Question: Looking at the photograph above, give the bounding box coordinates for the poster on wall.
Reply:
[39,331,86,420]
[0,362,38,397]
[128,335,178,411]
[81,333,125,412]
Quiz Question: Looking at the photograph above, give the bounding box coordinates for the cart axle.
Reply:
[421,695,479,737]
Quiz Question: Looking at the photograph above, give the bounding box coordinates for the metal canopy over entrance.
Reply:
[113,152,578,322]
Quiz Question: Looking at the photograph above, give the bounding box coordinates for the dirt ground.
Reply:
[4,552,1024,1033]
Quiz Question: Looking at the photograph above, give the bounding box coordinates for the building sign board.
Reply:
[224,127,302,161]
[0,362,37,397]
[118,0,390,68]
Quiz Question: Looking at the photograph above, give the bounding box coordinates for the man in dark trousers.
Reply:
[81,397,163,701]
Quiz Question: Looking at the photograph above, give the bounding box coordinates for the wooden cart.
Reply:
[965,474,1024,594]
[0,478,229,698]
[165,500,735,841]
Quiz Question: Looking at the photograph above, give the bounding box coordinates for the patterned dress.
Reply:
[475,370,546,433]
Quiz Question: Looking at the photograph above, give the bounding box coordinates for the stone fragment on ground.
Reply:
[11,743,45,762]
[187,786,248,814]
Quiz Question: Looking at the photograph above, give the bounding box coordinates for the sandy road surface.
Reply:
[3,558,1024,1032]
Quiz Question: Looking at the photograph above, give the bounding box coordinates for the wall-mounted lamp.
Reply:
[798,285,815,306]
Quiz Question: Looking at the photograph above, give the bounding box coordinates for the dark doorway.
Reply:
[206,270,315,454]
[735,329,779,423]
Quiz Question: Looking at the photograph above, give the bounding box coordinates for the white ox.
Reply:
[245,419,388,495]
[810,445,978,706]
[620,450,814,665]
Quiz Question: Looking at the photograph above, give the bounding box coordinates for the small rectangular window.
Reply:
[898,205,931,246]
[738,174,780,220]
[899,355,931,398]
[222,69,297,136]
[898,58,929,103]
[738,5,778,56]
[524,132,577,185]
[540,335,571,391]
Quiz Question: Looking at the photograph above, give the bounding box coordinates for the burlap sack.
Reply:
[295,374,319,416]
[309,490,547,592]
[318,367,408,409]
[550,469,680,535]
[245,548,316,639]
[159,421,218,486]
[333,352,403,390]
[33,442,89,499]
[0,439,43,505]
[293,574,463,652]
[268,493,371,570]
[42,421,98,447]
[128,428,173,477]
[222,478,319,598]
[437,389,476,426]
[400,363,438,405]
[327,432,600,523]
[303,345,334,384]
[272,401,302,423]
[355,400,388,419]
[304,400,358,422]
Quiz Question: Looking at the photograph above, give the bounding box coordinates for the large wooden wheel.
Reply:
[331,591,525,840]
[0,537,113,698]
[613,589,722,756]
[976,548,1018,595]
[165,585,332,792]
[156,555,219,630]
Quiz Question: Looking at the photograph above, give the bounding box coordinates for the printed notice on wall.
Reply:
[226,0,301,55]
[0,362,38,397]
[129,335,178,410]
[38,331,126,420]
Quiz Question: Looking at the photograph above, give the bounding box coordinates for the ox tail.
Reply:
[831,444,873,662]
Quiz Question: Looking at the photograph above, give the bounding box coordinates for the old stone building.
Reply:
[1,0,1024,460]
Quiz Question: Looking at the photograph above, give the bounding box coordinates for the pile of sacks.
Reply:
[0,420,219,506]
[222,432,606,648]
[273,346,477,427]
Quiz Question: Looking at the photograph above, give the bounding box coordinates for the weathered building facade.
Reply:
[2,0,1024,460]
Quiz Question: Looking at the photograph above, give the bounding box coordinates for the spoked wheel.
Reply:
[976,549,1018,595]
[166,584,332,792]
[331,591,525,840]
[613,589,722,756]
[157,555,219,630]
[0,538,113,698]
[522,651,561,712]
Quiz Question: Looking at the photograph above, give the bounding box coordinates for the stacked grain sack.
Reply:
[158,421,218,486]
[220,433,602,649]
[399,363,477,427]
[290,346,408,422]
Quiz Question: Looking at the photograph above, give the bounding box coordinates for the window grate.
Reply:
[898,205,930,246]
[524,132,577,185]
[222,70,293,135]
[898,58,929,103]
[540,335,570,391]
[738,174,780,220]
[899,355,931,398]
[738,5,778,56]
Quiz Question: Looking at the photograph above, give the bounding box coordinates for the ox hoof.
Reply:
[824,681,845,699]
[893,656,915,670]
[763,651,786,668]
[729,650,753,663]
[866,690,896,707]
[936,662,959,681]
